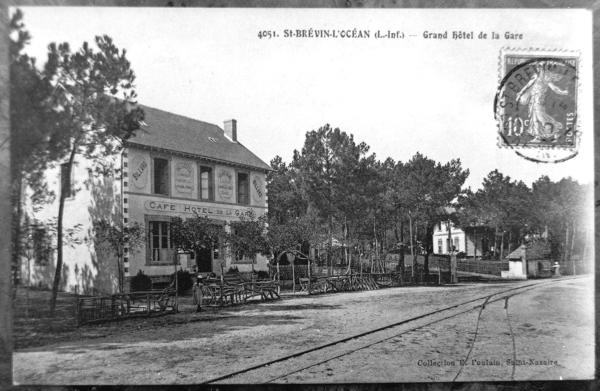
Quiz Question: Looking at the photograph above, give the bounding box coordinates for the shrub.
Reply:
[171,270,193,294]
[130,270,152,292]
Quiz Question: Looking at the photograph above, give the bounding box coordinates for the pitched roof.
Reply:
[505,241,551,260]
[126,105,271,171]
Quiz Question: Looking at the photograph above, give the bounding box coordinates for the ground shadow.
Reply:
[85,174,120,295]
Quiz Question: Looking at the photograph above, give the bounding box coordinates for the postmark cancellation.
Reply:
[495,48,581,163]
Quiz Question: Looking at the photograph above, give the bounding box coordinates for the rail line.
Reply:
[203,276,583,384]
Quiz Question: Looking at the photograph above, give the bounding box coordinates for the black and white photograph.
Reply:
[4,4,596,386]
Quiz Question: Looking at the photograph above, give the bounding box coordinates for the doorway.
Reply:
[196,246,212,272]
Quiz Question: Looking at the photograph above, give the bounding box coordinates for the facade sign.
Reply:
[215,166,235,202]
[174,160,194,195]
[130,153,149,191]
[250,173,265,206]
[144,200,258,218]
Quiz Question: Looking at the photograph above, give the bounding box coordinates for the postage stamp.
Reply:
[495,48,580,163]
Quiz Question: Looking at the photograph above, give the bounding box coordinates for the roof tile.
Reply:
[127,105,271,171]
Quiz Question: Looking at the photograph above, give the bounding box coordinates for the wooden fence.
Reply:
[456,259,508,275]
[76,289,177,325]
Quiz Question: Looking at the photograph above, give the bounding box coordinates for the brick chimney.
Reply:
[224,119,237,142]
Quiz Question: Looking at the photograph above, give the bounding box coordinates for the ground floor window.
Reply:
[453,237,460,252]
[33,226,51,266]
[437,239,442,254]
[149,220,172,262]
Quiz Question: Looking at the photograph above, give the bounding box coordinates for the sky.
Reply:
[16,7,593,190]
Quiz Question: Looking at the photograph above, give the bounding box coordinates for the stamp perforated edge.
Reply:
[496,47,582,152]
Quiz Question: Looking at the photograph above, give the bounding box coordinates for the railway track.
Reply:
[203,276,584,384]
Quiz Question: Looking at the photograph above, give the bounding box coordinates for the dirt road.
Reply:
[13,276,593,385]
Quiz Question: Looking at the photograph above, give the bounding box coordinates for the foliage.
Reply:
[9,9,71,288]
[267,155,307,224]
[171,213,224,255]
[93,219,144,293]
[266,214,320,261]
[457,171,591,261]
[227,212,269,262]
[39,26,145,311]
[130,270,152,292]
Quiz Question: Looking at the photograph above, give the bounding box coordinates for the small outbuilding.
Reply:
[502,241,553,279]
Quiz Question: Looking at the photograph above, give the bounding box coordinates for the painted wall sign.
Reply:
[143,200,259,219]
[250,173,265,206]
[216,166,234,202]
[174,161,194,194]
[130,153,149,191]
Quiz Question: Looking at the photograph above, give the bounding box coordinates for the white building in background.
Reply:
[432,221,488,257]
[21,105,271,295]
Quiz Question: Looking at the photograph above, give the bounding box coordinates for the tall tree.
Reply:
[267,154,307,225]
[531,176,589,263]
[9,9,68,289]
[295,125,371,271]
[45,35,144,312]
[402,153,469,279]
[460,170,534,259]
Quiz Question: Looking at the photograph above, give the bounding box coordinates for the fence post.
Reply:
[450,254,457,283]
[307,259,312,295]
[75,295,80,326]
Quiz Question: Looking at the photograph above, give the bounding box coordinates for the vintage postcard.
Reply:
[9,6,594,386]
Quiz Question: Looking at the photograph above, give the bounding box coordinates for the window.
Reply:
[153,158,169,195]
[237,172,249,205]
[60,163,73,198]
[199,166,213,201]
[437,239,443,254]
[149,221,172,262]
[33,226,51,266]
[453,237,460,252]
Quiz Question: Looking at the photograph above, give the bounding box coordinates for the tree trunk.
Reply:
[12,177,24,296]
[307,252,312,294]
[276,251,281,295]
[409,213,415,279]
[493,226,498,259]
[51,145,77,314]
[328,215,333,277]
[398,220,405,274]
[570,221,576,275]
[345,217,350,274]
[291,259,296,294]
[447,219,452,255]
[116,251,123,294]
[473,228,477,259]
[562,224,569,265]
[500,231,505,260]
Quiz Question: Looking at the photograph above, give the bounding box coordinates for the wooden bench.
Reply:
[193,272,279,308]
[224,272,280,301]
